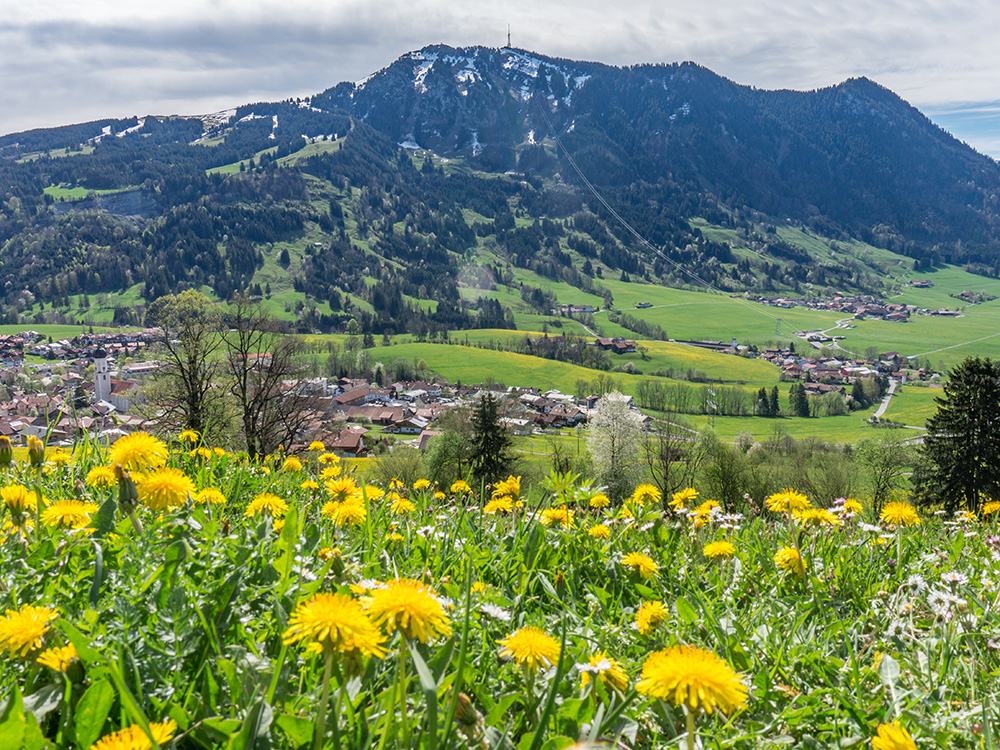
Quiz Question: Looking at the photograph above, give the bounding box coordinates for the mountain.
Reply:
[1,44,1000,333]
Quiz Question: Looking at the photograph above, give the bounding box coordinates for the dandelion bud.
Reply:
[0,436,12,467]
[454,692,479,727]
[114,464,138,509]
[327,548,345,578]
[27,435,45,467]
[73,479,85,499]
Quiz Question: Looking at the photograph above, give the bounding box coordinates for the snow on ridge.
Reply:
[238,112,267,123]
[116,118,146,138]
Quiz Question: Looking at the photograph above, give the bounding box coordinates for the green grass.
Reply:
[880,384,941,427]
[43,185,133,201]
[890,264,1000,308]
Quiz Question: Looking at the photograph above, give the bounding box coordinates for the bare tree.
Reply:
[222,297,312,459]
[643,416,709,503]
[142,290,229,438]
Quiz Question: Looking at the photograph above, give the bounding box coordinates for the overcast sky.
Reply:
[4,0,1000,157]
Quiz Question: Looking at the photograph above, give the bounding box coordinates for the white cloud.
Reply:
[2,0,1000,155]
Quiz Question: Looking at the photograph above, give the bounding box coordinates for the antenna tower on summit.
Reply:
[507,25,511,47]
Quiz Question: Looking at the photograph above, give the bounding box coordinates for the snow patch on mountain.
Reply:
[116,118,145,138]
[410,50,439,94]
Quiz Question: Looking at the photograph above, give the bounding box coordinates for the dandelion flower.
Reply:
[139,467,195,511]
[670,487,698,510]
[391,497,416,515]
[795,508,842,528]
[47,450,72,467]
[880,502,921,527]
[1,484,35,513]
[109,432,168,472]
[498,625,561,672]
[318,452,340,465]
[871,721,917,750]
[308,441,326,452]
[178,429,200,443]
[319,465,342,481]
[842,498,863,514]
[194,487,227,506]
[621,552,659,579]
[589,524,611,540]
[366,578,452,643]
[90,720,177,750]
[484,496,514,514]
[0,604,59,658]
[774,547,806,578]
[982,500,1000,516]
[540,506,573,528]
[413,478,431,491]
[703,541,736,559]
[433,491,446,500]
[635,601,669,635]
[589,492,610,509]
[281,456,302,472]
[325,477,361,502]
[580,651,629,691]
[283,592,386,658]
[766,489,810,514]
[364,485,385,501]
[36,643,78,672]
[245,493,288,518]
[631,483,661,506]
[86,465,117,489]
[300,479,320,492]
[493,475,521,497]
[636,645,747,714]
[451,479,472,494]
[26,435,46,466]
[40,499,98,529]
[322,499,366,526]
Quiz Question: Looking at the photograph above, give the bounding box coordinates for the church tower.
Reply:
[94,347,111,402]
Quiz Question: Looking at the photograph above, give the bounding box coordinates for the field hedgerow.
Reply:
[0,437,998,749]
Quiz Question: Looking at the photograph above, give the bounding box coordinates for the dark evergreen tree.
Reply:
[914,357,1000,512]
[788,383,810,418]
[768,386,780,416]
[469,392,513,486]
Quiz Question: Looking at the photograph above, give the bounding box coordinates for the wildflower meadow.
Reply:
[1,432,997,749]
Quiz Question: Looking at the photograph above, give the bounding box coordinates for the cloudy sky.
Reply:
[4,0,1000,157]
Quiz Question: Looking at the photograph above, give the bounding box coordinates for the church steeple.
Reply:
[94,348,111,402]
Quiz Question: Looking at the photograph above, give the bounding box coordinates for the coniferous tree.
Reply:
[768,386,780,416]
[469,392,513,486]
[788,383,810,418]
[914,356,1000,512]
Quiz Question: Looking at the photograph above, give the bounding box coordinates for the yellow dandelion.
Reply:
[703,540,736,559]
[631,483,661,506]
[282,456,303,472]
[484,496,514,514]
[366,578,452,643]
[471,581,488,594]
[318,452,340,465]
[589,492,610,509]
[1,484,35,513]
[842,498,864,513]
[322,499,367,526]
[880,502,921,527]
[389,477,404,489]
[774,546,806,578]
[40,499,98,529]
[364,485,385,501]
[86,465,117,489]
[109,432,168,472]
[300,479,320,492]
[413,478,431,491]
[635,600,669,635]
[982,500,1000,516]
[871,721,917,750]
[391,497,416,515]
[0,604,59,658]
[308,441,326,452]
[636,645,747,715]
[47,450,72,467]
[283,592,386,658]
[766,489,811,514]
[670,487,699,510]
[451,479,472,494]
[492,475,521,498]
[189,446,213,460]
[245,493,288,518]
[588,523,611,540]
[26,435,45,467]
[581,650,629,691]
[318,547,336,561]
[138,467,194,511]
[319,464,343,481]
[497,625,561,672]
[178,429,200,443]
[194,487,227,506]
[795,508,842,528]
[37,643,78,672]
[621,551,659,579]
[540,506,573,528]
[433,491,446,500]
[325,477,361,503]
[91,720,177,750]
